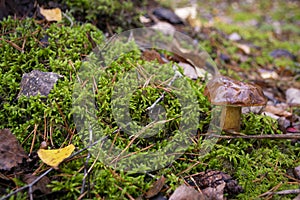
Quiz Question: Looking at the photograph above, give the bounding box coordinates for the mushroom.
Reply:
[204,75,267,131]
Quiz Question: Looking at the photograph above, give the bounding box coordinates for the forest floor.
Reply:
[0,0,300,199]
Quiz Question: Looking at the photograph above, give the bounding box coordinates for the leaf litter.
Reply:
[0,129,28,171]
[1,0,300,199]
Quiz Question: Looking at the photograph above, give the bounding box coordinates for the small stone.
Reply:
[153,7,183,24]
[220,53,230,63]
[270,49,296,61]
[18,70,63,98]
[178,62,198,80]
[151,22,176,35]
[228,32,241,41]
[294,165,300,180]
[169,184,204,200]
[139,15,151,23]
[286,88,300,106]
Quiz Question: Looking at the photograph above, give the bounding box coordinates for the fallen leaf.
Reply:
[23,174,51,194]
[169,184,204,200]
[0,129,28,170]
[262,111,280,120]
[40,7,62,22]
[142,50,165,64]
[144,176,165,198]
[37,144,75,169]
[265,105,292,117]
[202,182,226,200]
[235,43,251,54]
[174,6,197,21]
[287,126,299,133]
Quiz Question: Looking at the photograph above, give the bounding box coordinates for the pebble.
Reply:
[228,32,241,41]
[153,7,183,24]
[270,49,297,61]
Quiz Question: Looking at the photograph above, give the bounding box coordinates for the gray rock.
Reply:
[18,70,63,98]
[153,7,183,24]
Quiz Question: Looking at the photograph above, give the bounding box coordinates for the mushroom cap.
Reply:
[204,75,267,106]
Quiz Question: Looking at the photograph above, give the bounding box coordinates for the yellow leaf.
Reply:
[40,7,62,22]
[37,144,75,168]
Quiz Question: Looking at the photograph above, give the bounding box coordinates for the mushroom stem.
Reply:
[220,106,241,131]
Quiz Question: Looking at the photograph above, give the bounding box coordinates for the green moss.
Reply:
[63,0,143,32]
[0,17,104,152]
[1,3,300,198]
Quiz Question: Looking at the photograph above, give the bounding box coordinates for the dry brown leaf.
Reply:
[142,50,165,64]
[202,182,226,200]
[235,43,251,54]
[144,176,165,198]
[40,7,62,22]
[265,105,292,117]
[169,184,205,200]
[0,129,28,170]
[23,174,51,194]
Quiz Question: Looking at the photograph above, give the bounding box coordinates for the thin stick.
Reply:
[1,135,108,200]
[200,133,300,140]
[113,183,135,200]
[29,124,38,155]
[43,112,47,140]
[146,66,182,112]
[0,168,53,200]
[260,189,300,197]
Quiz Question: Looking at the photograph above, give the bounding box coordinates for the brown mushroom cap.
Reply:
[204,75,267,106]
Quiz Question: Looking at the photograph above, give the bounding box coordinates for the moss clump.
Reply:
[63,0,143,32]
[1,4,300,198]
[0,17,104,149]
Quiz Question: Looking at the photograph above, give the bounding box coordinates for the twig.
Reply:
[258,182,283,198]
[201,133,300,140]
[110,118,174,165]
[260,189,300,197]
[113,183,135,200]
[145,65,182,112]
[1,134,109,200]
[55,101,74,142]
[0,38,23,52]
[0,168,53,200]
[29,124,38,155]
